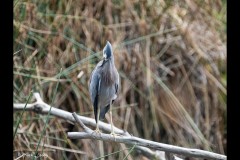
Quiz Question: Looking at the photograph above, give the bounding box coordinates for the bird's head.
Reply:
[103,41,113,61]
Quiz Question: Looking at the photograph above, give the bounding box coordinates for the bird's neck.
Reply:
[102,61,116,85]
[105,60,115,73]
[109,57,115,65]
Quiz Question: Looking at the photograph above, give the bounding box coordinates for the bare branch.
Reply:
[14,93,162,159]
[68,124,225,160]
[72,112,92,133]
[14,92,226,160]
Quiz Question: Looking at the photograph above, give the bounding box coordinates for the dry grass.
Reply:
[13,0,226,159]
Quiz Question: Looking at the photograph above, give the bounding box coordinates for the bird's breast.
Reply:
[101,62,118,86]
[98,84,117,107]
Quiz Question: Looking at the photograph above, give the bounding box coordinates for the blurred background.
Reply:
[13,0,226,159]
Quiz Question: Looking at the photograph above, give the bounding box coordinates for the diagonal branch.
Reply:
[14,93,164,159]
[68,113,225,160]
[72,112,92,133]
[14,93,226,160]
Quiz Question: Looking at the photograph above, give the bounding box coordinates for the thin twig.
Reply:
[13,91,33,139]
[72,112,92,133]
[13,49,22,55]
[30,142,86,154]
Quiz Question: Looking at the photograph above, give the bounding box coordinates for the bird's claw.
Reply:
[91,128,102,138]
[110,132,119,141]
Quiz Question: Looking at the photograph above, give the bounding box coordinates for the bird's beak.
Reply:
[103,52,107,60]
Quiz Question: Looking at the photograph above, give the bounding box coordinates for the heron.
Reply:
[89,41,119,136]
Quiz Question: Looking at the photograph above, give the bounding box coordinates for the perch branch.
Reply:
[14,93,164,159]
[14,93,226,160]
[68,113,225,160]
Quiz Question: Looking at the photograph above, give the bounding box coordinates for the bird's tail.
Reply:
[99,104,110,120]
[93,95,99,123]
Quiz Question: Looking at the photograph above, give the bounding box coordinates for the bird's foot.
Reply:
[110,132,119,141]
[91,128,102,138]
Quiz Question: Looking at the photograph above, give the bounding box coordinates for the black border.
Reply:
[6,0,237,159]
[227,0,240,159]
[0,1,13,159]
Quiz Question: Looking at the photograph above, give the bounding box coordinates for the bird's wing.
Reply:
[89,60,103,123]
[93,77,101,123]
[89,60,104,89]
[115,70,120,94]
[90,72,101,123]
[99,104,110,120]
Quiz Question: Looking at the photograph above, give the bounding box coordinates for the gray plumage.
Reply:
[89,41,119,124]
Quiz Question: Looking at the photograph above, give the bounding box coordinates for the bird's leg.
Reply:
[96,109,101,132]
[92,108,101,137]
[110,103,118,140]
